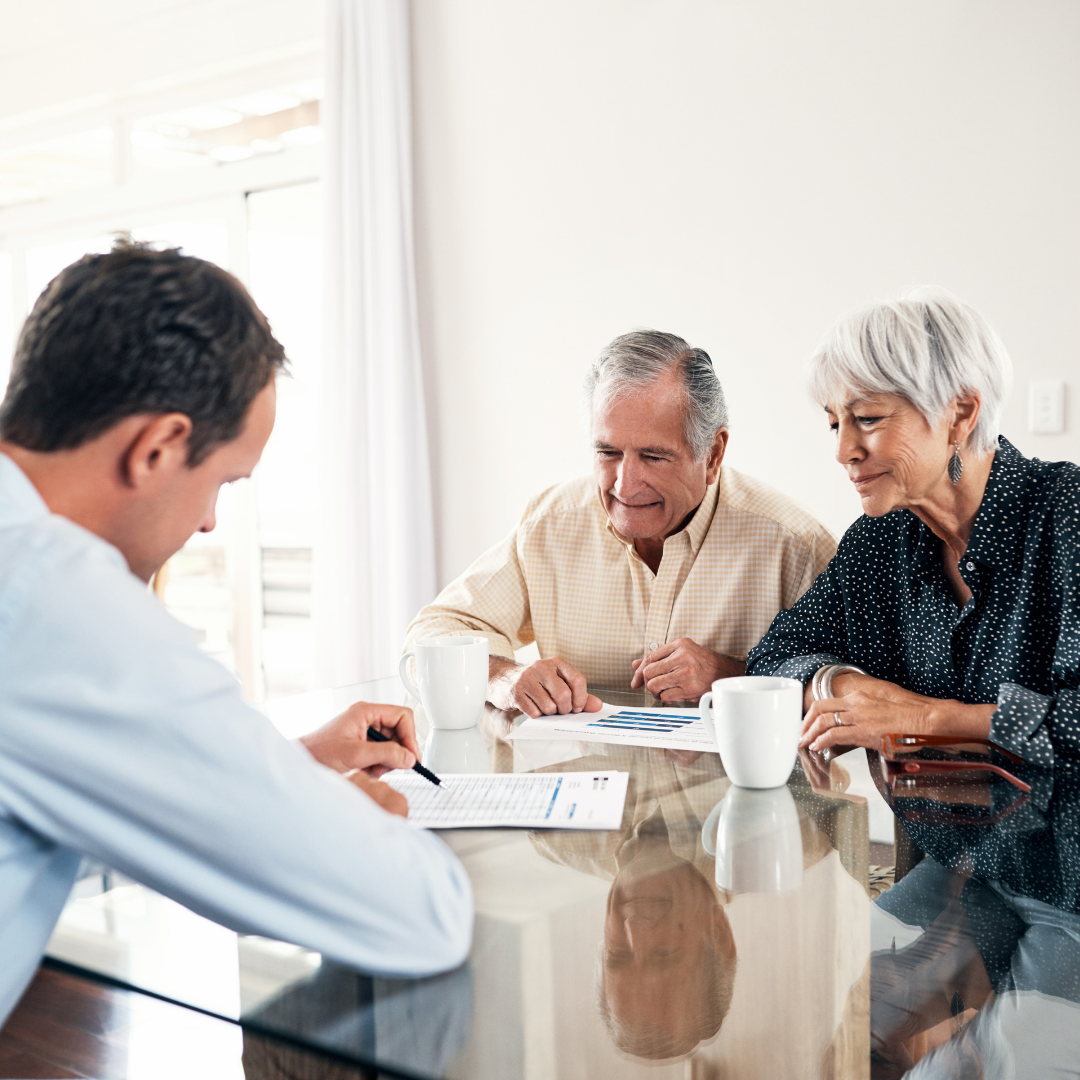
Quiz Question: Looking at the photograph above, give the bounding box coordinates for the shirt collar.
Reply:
[0,452,50,528]
[964,437,1030,574]
[602,472,721,557]
[685,474,721,554]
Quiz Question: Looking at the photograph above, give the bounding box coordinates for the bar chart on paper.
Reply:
[383,771,629,829]
[509,702,717,752]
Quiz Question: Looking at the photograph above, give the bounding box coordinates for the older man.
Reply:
[405,330,836,717]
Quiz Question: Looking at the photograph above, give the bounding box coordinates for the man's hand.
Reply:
[348,771,408,818]
[300,701,421,779]
[800,671,994,754]
[629,638,744,702]
[488,655,603,718]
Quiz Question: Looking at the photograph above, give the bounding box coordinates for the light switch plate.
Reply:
[1029,380,1065,434]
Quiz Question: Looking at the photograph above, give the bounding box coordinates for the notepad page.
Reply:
[382,771,629,830]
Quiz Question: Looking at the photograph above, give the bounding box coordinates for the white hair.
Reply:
[583,329,728,461]
[807,288,1013,455]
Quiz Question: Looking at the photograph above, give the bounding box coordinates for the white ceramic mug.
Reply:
[698,675,803,788]
[701,786,803,893]
[399,636,488,730]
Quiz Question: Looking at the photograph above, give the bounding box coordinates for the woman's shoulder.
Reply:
[992,436,1080,510]
[1024,454,1080,511]
[1022,458,1080,562]
[816,511,922,588]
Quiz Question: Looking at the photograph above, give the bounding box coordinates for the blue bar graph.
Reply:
[586,710,699,735]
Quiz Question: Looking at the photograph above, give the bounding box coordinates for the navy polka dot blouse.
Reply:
[746,437,1080,765]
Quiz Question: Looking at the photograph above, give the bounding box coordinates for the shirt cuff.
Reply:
[770,654,848,686]
[989,682,1055,767]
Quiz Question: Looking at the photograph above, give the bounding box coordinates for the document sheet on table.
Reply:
[383,771,629,830]
[508,702,717,753]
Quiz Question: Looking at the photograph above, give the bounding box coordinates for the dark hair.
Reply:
[0,243,287,464]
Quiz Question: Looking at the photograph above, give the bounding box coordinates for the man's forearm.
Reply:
[489,655,521,678]
[488,655,522,703]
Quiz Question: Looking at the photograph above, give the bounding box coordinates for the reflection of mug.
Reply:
[424,726,492,774]
[399,636,488,730]
[698,676,802,788]
[702,786,803,893]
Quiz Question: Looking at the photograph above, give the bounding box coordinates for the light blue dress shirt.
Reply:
[0,454,472,1024]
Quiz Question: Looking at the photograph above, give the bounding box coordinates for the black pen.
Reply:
[366,727,442,787]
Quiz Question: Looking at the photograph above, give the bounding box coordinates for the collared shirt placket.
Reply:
[950,560,986,686]
[919,528,982,697]
[642,532,692,658]
[619,538,655,663]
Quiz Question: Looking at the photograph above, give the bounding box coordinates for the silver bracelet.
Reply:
[811,664,867,726]
[809,664,833,703]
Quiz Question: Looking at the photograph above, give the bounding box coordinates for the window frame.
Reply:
[0,146,321,701]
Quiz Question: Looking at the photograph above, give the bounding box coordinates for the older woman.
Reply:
[747,289,1080,766]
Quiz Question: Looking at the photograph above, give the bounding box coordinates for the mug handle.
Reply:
[698,691,717,750]
[399,652,421,700]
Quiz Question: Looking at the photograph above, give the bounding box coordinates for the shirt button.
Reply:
[649,642,659,652]
[965,561,975,571]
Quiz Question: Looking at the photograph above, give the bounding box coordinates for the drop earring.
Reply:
[948,444,963,485]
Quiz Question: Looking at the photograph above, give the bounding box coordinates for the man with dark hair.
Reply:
[0,245,472,1025]
[1,244,284,466]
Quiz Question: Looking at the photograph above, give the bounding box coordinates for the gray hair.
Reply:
[583,330,729,460]
[807,288,1013,456]
[595,935,735,1061]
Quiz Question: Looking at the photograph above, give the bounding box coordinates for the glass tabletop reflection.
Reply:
[45,677,872,1079]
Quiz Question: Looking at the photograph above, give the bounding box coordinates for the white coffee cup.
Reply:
[701,786,803,893]
[399,636,488,730]
[698,675,803,788]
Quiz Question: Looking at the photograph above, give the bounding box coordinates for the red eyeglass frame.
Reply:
[879,733,1031,793]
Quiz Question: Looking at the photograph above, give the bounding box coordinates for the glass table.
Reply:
[43,676,1069,1078]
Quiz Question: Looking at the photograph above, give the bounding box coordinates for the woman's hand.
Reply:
[800,672,994,753]
[798,747,851,795]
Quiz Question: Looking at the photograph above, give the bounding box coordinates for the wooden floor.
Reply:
[0,967,384,1080]
[0,966,245,1078]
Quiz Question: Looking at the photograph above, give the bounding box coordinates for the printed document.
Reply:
[508,702,717,753]
[383,770,629,830]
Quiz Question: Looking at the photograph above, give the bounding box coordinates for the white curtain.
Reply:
[313,0,437,687]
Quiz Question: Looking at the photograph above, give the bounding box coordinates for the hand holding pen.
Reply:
[299,700,424,779]
[365,727,441,786]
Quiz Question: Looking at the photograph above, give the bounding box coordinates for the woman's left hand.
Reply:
[798,747,851,795]
[800,672,993,753]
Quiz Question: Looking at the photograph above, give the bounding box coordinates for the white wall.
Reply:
[412,0,1080,586]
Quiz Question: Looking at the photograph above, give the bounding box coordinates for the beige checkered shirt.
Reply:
[405,466,837,687]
